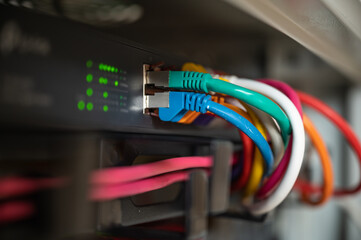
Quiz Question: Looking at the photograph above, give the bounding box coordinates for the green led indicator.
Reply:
[98,63,119,73]
[78,100,85,111]
[86,60,93,68]
[103,91,108,98]
[86,88,93,97]
[119,102,123,106]
[86,74,93,82]
[99,77,108,84]
[103,105,109,112]
[114,81,119,86]
[119,95,123,100]
[119,69,123,73]
[86,102,93,111]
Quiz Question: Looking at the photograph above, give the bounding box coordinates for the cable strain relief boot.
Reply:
[185,92,211,113]
[159,92,211,122]
[169,71,212,92]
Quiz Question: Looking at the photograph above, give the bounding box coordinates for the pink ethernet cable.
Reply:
[90,171,193,200]
[92,156,213,185]
[0,201,35,224]
[0,177,66,199]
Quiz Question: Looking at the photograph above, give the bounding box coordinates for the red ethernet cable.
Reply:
[297,91,361,196]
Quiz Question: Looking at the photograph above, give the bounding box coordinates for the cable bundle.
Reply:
[154,62,361,214]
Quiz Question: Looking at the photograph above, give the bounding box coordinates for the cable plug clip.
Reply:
[168,71,212,92]
[159,92,211,122]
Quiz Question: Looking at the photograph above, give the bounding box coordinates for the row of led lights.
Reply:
[77,101,109,112]
[86,74,122,86]
[85,85,124,100]
[78,84,124,112]
[80,61,124,112]
[78,90,124,110]
[86,60,125,74]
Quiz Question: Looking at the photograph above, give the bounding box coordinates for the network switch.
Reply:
[0,6,238,140]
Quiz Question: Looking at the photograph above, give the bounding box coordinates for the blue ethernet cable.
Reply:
[158,91,274,176]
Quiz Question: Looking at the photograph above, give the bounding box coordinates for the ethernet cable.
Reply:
[241,104,268,198]
[232,154,244,182]
[178,110,202,124]
[300,114,334,205]
[148,71,291,144]
[0,201,34,224]
[92,156,212,185]
[259,79,303,115]
[258,79,301,168]
[219,100,263,191]
[225,76,305,215]
[221,101,259,191]
[0,177,64,224]
[255,79,303,199]
[93,155,252,201]
[178,66,248,125]
[182,62,208,73]
[94,152,254,201]
[0,177,65,199]
[158,91,274,176]
[164,89,259,181]
[233,127,255,190]
[247,79,333,206]
[164,69,333,206]
[226,97,285,166]
[178,63,209,124]
[0,157,212,218]
[221,97,261,191]
[91,171,192,201]
[251,108,285,167]
[0,158,210,198]
[179,64,256,189]
[175,94,256,188]
[298,91,361,196]
[92,88,275,200]
[221,101,256,190]
[208,98,257,188]
[170,71,291,143]
[178,64,279,193]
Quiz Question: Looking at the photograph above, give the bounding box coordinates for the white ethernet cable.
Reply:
[223,76,305,215]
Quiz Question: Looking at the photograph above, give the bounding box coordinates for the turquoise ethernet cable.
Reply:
[167,71,291,144]
[158,91,274,176]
